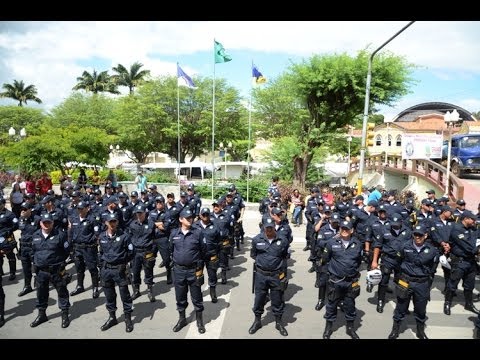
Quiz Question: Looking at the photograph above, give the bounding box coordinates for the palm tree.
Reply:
[0,80,42,106]
[112,62,150,94]
[72,70,120,94]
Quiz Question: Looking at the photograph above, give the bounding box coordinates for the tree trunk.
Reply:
[293,152,313,190]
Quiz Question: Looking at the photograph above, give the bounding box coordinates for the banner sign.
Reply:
[401,134,443,160]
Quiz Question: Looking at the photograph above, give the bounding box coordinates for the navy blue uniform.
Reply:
[69,212,100,291]
[169,227,207,312]
[250,232,290,317]
[211,208,234,282]
[321,235,362,323]
[31,227,71,311]
[149,208,172,272]
[18,213,41,290]
[129,217,156,286]
[393,239,439,324]
[99,228,134,314]
[446,222,479,298]
[193,219,221,287]
[0,204,18,314]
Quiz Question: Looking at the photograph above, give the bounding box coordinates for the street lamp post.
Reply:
[444,109,460,196]
[8,127,27,174]
[347,136,353,175]
[357,21,414,195]
[219,141,232,180]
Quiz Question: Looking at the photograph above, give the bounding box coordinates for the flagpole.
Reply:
[247,60,253,203]
[211,39,216,201]
[177,64,181,195]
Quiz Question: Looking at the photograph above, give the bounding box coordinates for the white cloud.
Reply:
[1,21,480,110]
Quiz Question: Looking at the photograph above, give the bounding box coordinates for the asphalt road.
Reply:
[1,206,479,339]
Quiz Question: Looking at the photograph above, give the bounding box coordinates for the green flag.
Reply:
[214,40,232,63]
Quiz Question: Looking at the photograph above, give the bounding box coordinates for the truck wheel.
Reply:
[451,162,463,178]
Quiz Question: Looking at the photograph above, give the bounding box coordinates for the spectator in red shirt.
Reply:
[24,175,37,195]
[37,172,53,196]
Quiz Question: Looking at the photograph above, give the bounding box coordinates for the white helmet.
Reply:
[366,269,382,286]
[439,255,451,270]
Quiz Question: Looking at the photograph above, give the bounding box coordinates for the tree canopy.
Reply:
[0,80,42,106]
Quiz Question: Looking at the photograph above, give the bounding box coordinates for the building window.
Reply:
[388,135,392,146]
[396,135,402,146]
[375,135,382,146]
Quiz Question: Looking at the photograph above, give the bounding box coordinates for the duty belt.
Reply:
[135,246,152,251]
[329,273,359,282]
[450,254,475,263]
[37,265,61,273]
[75,243,97,249]
[401,274,430,283]
[174,263,196,270]
[105,263,124,269]
[255,266,280,277]
[20,241,32,247]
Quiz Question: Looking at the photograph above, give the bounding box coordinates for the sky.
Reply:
[1,21,480,122]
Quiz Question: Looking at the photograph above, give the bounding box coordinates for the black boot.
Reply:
[346,321,360,339]
[18,285,33,297]
[275,315,288,336]
[248,315,262,334]
[303,243,311,251]
[444,289,453,315]
[61,309,70,328]
[30,309,48,328]
[366,282,373,293]
[464,290,480,314]
[221,269,227,284]
[131,284,141,300]
[101,311,118,331]
[166,268,173,285]
[158,261,165,268]
[210,286,218,303]
[8,273,16,281]
[323,321,333,339]
[196,311,206,334]
[92,273,100,299]
[315,286,326,311]
[125,312,133,332]
[8,256,16,281]
[388,320,401,339]
[416,321,428,339]
[147,285,155,302]
[172,310,187,332]
[0,296,4,328]
[70,272,85,296]
[377,285,387,313]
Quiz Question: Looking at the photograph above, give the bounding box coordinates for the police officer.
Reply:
[248,217,290,337]
[98,213,134,332]
[193,207,221,303]
[211,199,234,285]
[321,220,362,339]
[150,195,173,284]
[443,210,480,316]
[371,213,411,313]
[387,224,439,339]
[169,208,207,334]
[129,204,156,302]
[429,206,454,293]
[313,212,341,311]
[30,213,71,328]
[17,201,41,297]
[69,201,101,298]
[0,197,19,281]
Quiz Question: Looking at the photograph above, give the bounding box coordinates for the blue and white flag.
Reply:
[177,63,196,89]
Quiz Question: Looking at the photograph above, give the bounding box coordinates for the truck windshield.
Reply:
[460,136,480,149]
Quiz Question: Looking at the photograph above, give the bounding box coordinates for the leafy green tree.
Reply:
[48,92,116,129]
[253,50,414,189]
[0,80,42,106]
[0,124,112,175]
[110,76,248,164]
[112,62,151,94]
[72,70,120,94]
[0,106,46,145]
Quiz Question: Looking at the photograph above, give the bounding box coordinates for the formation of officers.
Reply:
[279,185,480,339]
[0,182,247,334]
[2,178,480,339]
